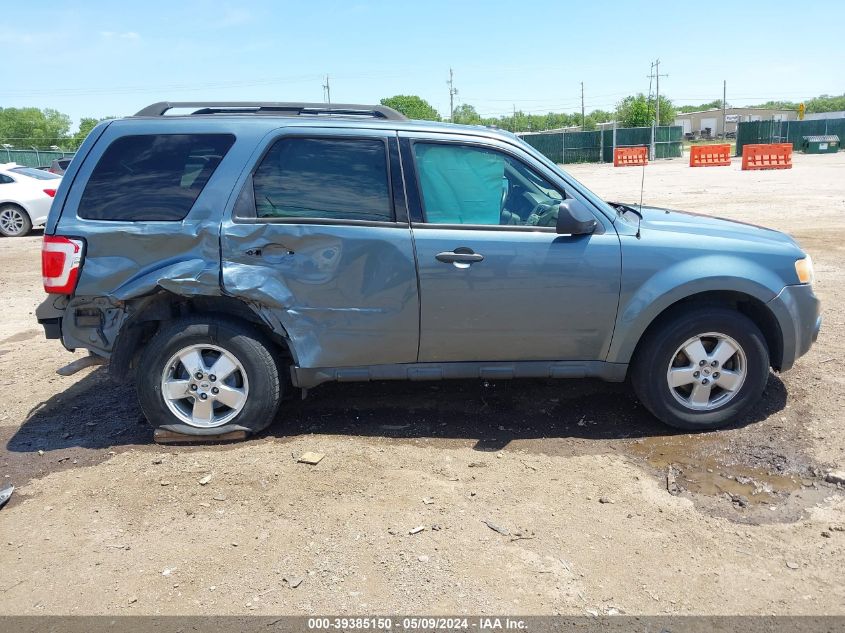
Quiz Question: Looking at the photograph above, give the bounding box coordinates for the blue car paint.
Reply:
[38,114,820,389]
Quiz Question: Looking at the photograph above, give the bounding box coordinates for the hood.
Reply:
[627,205,802,253]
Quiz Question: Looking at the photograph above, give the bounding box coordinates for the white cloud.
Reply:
[100,31,141,41]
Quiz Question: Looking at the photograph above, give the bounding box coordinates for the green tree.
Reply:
[0,107,72,149]
[380,95,441,121]
[677,100,725,114]
[749,99,799,110]
[616,94,675,127]
[805,94,845,113]
[70,116,114,149]
[452,104,482,125]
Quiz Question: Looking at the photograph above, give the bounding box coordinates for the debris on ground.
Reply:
[198,474,212,486]
[786,561,800,570]
[297,452,325,465]
[482,520,510,536]
[824,470,845,485]
[422,497,434,505]
[666,468,682,495]
[283,576,303,588]
[599,497,614,504]
[0,484,13,510]
[409,525,426,535]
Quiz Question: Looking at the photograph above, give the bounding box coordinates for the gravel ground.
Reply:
[0,153,843,615]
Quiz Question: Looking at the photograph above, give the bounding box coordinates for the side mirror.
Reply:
[556,198,598,235]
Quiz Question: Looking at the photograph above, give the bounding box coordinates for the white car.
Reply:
[0,163,62,237]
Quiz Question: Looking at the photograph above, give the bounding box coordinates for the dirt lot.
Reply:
[0,153,843,615]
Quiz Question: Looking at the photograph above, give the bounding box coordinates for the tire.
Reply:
[631,307,770,431]
[0,204,32,237]
[136,317,282,436]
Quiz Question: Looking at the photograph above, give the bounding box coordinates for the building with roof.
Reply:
[673,107,797,137]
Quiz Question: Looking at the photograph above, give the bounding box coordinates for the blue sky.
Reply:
[2,0,843,130]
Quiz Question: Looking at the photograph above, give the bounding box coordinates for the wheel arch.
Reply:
[109,291,295,381]
[620,289,783,372]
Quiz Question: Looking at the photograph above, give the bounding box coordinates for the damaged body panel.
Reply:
[35,102,820,438]
[221,222,419,367]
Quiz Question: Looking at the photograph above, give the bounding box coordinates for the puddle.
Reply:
[630,434,801,507]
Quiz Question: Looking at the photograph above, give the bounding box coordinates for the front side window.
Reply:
[251,137,392,222]
[79,133,235,221]
[413,142,563,226]
[0,174,13,184]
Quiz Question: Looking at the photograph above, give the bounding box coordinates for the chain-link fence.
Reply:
[736,118,845,156]
[0,148,74,168]
[519,126,683,164]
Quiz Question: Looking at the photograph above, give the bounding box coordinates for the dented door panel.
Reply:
[221,223,419,367]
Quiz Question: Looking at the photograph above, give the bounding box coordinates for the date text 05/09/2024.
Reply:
[306,617,527,630]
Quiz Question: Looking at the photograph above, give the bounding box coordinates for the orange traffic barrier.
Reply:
[741,143,793,170]
[689,144,731,167]
[614,146,648,167]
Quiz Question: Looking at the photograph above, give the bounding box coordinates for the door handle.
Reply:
[435,248,484,267]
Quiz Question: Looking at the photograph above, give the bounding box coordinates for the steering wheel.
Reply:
[526,202,559,227]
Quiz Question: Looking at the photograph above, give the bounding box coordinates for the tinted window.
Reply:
[79,134,235,221]
[413,143,563,226]
[251,137,392,222]
[10,166,60,180]
[0,174,13,184]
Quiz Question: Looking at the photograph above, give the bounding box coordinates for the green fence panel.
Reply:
[0,149,74,168]
[523,126,682,164]
[736,118,845,155]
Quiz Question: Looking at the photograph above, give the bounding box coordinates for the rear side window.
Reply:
[250,137,392,222]
[10,167,61,180]
[78,134,235,221]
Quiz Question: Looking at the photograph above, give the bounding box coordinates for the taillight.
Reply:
[42,236,84,294]
[43,189,56,197]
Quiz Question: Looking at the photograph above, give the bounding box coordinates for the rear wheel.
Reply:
[137,317,282,436]
[632,307,770,430]
[0,205,32,237]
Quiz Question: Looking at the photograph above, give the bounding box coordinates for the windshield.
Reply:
[10,166,61,180]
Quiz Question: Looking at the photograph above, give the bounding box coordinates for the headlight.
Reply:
[795,256,814,284]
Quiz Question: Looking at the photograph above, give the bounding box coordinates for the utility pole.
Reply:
[581,81,585,131]
[653,59,668,125]
[512,104,517,132]
[447,68,458,123]
[322,75,331,107]
[722,79,727,138]
[647,59,668,159]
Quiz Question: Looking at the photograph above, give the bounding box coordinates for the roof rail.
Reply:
[134,101,408,121]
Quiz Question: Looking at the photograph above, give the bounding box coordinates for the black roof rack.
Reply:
[134,101,408,121]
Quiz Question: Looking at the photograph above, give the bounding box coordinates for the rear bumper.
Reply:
[39,317,62,339]
[36,295,66,339]
[767,284,821,372]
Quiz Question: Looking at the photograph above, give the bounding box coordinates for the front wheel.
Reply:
[632,307,770,430]
[136,317,282,436]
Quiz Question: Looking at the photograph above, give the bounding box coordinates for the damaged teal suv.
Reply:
[36,101,821,437]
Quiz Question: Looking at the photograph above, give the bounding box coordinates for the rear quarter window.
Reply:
[78,133,235,221]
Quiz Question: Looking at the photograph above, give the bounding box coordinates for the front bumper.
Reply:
[767,283,821,372]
